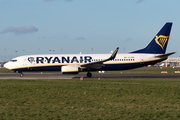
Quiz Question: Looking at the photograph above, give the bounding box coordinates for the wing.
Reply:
[80,47,119,69]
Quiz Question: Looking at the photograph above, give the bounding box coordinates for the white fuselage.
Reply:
[4,53,166,72]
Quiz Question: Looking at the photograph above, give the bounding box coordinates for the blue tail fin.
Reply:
[131,22,172,54]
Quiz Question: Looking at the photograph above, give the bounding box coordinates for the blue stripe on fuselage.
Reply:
[12,58,167,72]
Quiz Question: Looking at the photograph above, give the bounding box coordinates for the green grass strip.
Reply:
[1,79,180,119]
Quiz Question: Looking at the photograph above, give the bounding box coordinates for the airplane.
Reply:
[4,22,175,77]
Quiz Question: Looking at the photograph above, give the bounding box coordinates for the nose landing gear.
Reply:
[20,73,24,77]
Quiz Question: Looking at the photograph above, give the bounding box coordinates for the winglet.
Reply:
[109,47,119,60]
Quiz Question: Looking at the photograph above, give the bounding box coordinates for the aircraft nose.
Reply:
[4,62,11,69]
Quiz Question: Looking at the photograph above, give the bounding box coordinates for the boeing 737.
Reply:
[4,22,175,77]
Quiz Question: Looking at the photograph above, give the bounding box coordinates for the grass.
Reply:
[0,68,13,73]
[1,79,180,119]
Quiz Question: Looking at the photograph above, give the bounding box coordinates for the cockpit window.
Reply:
[11,59,17,62]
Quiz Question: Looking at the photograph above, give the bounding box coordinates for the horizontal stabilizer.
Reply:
[155,52,176,58]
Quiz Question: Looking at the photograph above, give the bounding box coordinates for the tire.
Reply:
[87,72,92,77]
[20,73,24,77]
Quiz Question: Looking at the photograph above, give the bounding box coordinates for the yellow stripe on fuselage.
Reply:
[10,57,167,70]
[10,63,81,70]
[104,57,166,64]
[62,70,78,73]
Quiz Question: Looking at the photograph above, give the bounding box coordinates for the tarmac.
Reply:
[0,73,74,79]
[1,72,180,79]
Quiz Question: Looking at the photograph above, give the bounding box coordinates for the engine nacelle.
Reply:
[61,65,79,74]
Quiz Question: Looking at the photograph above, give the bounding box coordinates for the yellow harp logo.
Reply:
[155,35,169,49]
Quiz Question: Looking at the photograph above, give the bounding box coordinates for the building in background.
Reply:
[158,58,180,67]
[0,62,7,68]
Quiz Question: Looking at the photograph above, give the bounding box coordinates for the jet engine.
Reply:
[61,65,80,74]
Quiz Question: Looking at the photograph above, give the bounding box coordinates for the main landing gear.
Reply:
[87,72,92,77]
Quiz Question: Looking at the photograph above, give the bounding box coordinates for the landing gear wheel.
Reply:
[87,72,92,77]
[20,73,24,77]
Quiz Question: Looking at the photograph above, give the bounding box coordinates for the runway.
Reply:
[1,73,180,79]
[0,73,74,79]
[74,73,180,79]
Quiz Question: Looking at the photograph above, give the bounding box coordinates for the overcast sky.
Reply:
[0,0,180,62]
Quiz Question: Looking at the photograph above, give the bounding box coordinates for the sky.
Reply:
[0,0,180,62]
